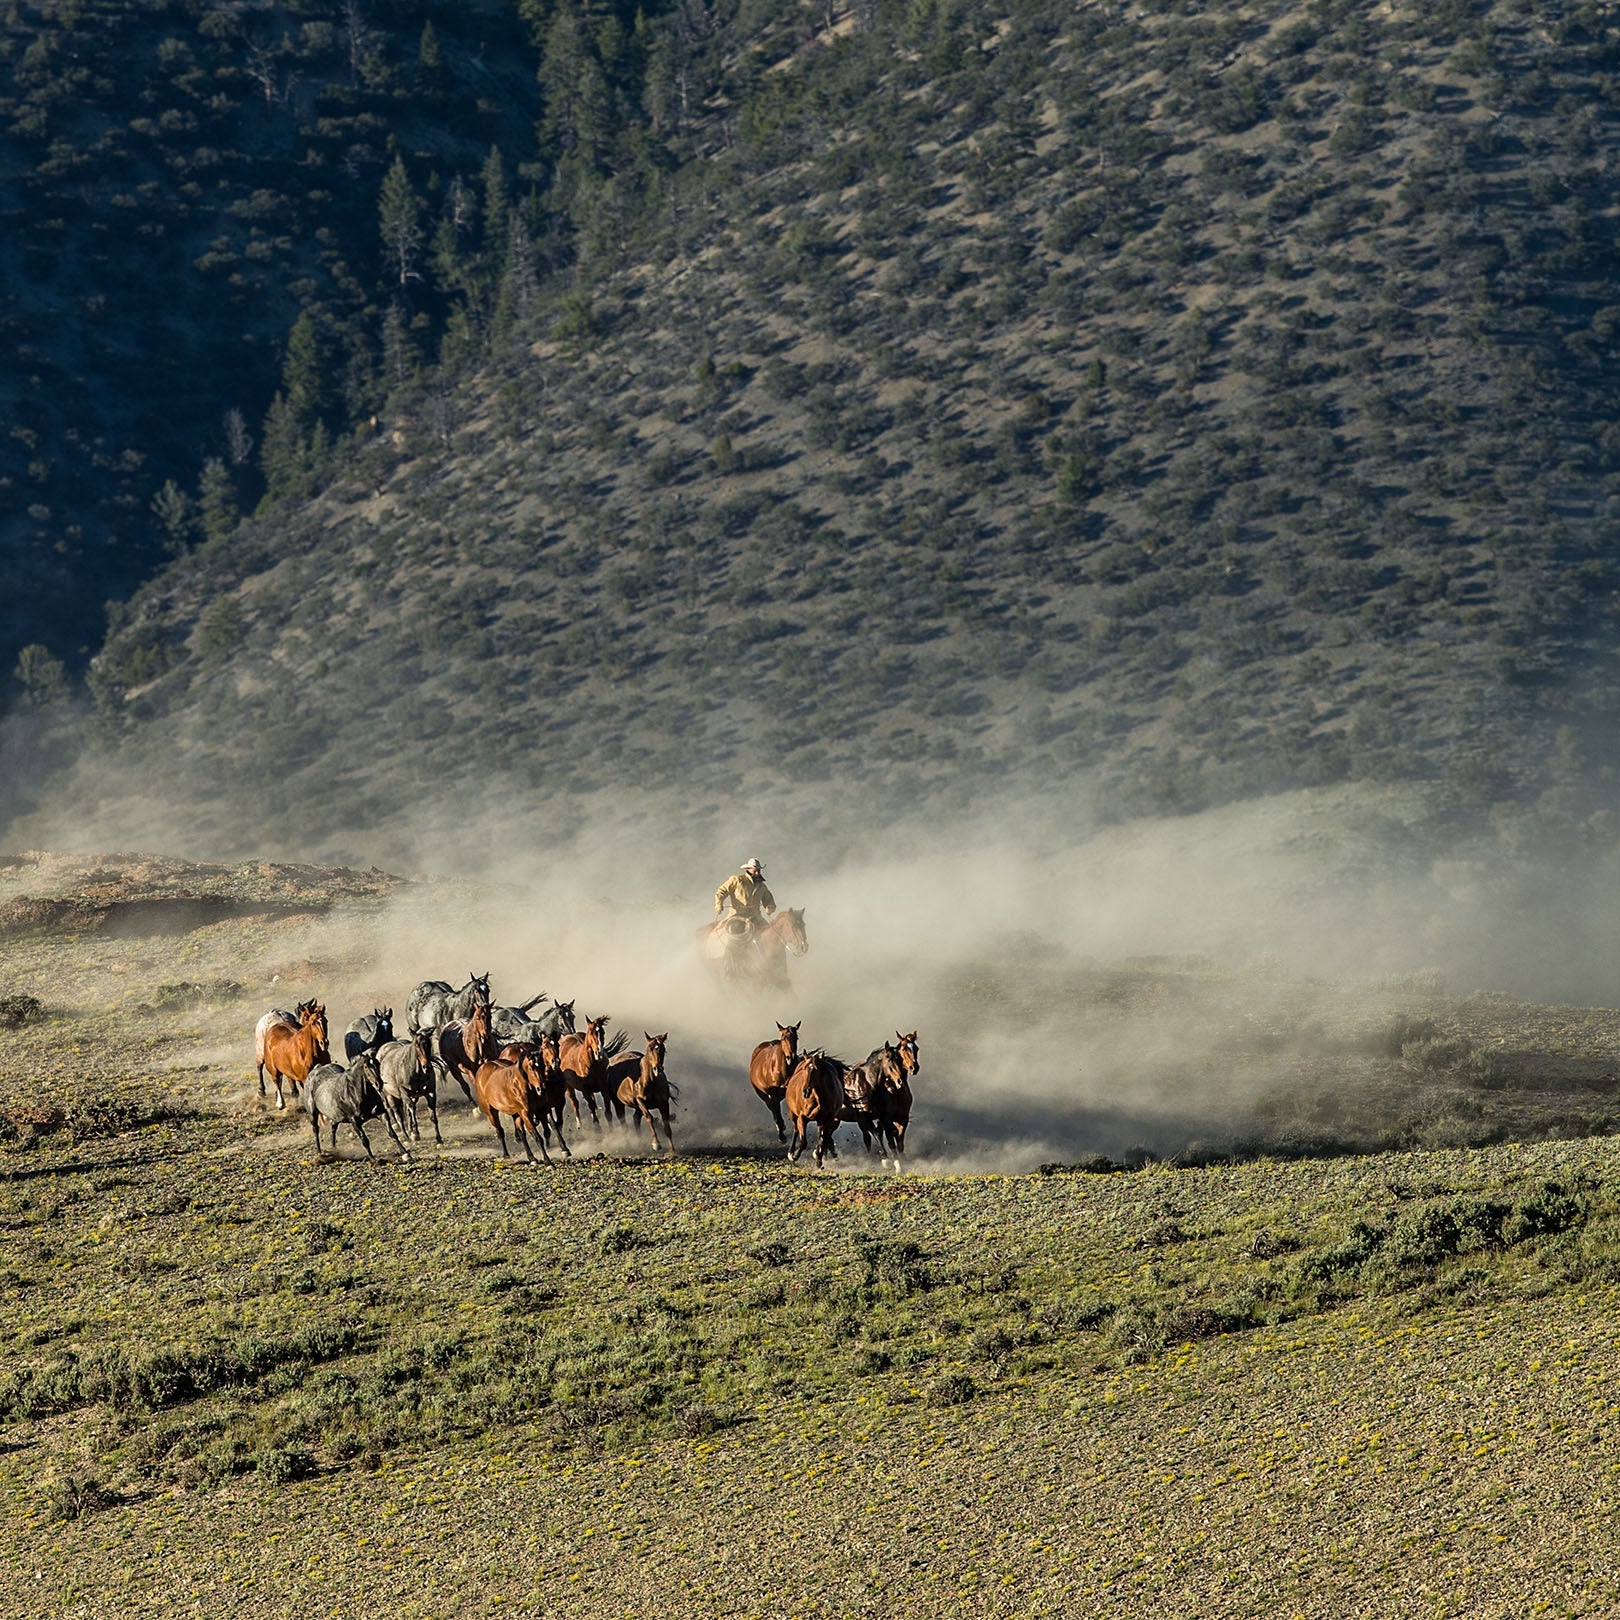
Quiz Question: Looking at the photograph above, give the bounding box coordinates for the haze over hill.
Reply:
[7,0,1620,936]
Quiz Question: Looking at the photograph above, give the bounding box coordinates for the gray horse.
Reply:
[406,971,490,1034]
[306,1056,409,1160]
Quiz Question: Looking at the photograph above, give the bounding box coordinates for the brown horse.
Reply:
[435,999,496,1101]
[701,909,808,992]
[472,1047,553,1165]
[555,1014,615,1127]
[842,1042,906,1158]
[260,1008,330,1110]
[255,1000,322,1091]
[607,1033,674,1154]
[785,1049,841,1169]
[748,1021,801,1142]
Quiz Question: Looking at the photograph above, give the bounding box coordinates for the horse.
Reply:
[747,1021,800,1142]
[307,1056,409,1160]
[607,1033,674,1154]
[529,1032,570,1155]
[699,909,808,992]
[841,1042,906,1158]
[785,1049,841,1169]
[435,1000,497,1102]
[489,991,549,1042]
[555,1014,625,1127]
[491,994,576,1048]
[896,1031,920,1077]
[406,971,491,1034]
[343,1006,394,1062]
[260,1008,330,1110]
[472,1047,554,1166]
[255,1000,308,1089]
[376,1029,440,1144]
[255,999,326,1084]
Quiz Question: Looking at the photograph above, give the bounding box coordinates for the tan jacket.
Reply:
[715,871,776,922]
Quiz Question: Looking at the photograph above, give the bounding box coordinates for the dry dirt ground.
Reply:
[2,852,1619,1618]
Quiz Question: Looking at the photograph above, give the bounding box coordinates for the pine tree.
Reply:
[259,392,307,503]
[282,309,328,434]
[197,457,239,545]
[418,19,442,71]
[151,479,197,553]
[481,146,511,274]
[381,302,419,396]
[379,156,424,289]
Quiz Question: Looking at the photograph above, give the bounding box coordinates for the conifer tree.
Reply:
[379,155,424,289]
[197,457,239,545]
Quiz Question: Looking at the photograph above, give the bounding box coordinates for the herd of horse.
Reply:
[251,972,921,1171]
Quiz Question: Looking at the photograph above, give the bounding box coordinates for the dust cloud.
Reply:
[191,781,1620,1171]
[9,761,1620,1169]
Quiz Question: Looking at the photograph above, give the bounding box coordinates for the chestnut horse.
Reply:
[555,1014,618,1127]
[785,1049,841,1169]
[435,1000,497,1101]
[607,1033,674,1154]
[260,1007,330,1110]
[472,1047,553,1165]
[255,1000,324,1091]
[700,909,808,992]
[747,1021,801,1142]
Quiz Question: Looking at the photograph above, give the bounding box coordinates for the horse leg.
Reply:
[766,1095,787,1143]
[257,1062,266,1098]
[642,1105,661,1153]
[352,1120,375,1159]
[660,1107,674,1157]
[271,1069,286,1111]
[310,1110,323,1156]
[529,1115,553,1167]
[379,1107,409,1161]
[489,1113,510,1158]
[787,1115,802,1164]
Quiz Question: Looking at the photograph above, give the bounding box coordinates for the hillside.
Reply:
[11,0,1620,858]
[0,0,540,682]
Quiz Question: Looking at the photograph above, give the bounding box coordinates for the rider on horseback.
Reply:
[714,858,776,946]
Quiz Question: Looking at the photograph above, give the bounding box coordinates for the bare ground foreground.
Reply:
[3,853,1620,1618]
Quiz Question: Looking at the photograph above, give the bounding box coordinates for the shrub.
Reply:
[255,1444,316,1487]
[38,1474,116,1522]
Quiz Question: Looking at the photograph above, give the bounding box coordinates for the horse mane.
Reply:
[601,1027,631,1060]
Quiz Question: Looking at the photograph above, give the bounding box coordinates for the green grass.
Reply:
[6,853,1620,1612]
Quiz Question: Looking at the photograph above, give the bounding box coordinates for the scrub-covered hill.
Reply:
[12,0,1620,859]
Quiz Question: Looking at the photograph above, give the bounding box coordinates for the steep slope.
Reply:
[0,0,539,682]
[30,0,1620,857]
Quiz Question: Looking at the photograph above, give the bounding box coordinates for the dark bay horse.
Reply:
[896,1031,920,1077]
[841,1042,906,1158]
[747,1021,800,1142]
[785,1049,841,1169]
